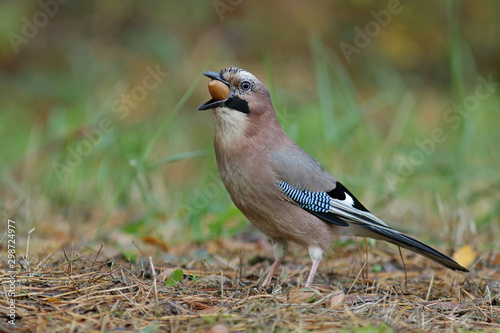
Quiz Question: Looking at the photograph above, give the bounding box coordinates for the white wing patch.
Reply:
[335,192,354,207]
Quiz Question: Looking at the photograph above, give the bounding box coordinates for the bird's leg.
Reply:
[261,239,288,288]
[305,246,323,287]
[261,261,281,288]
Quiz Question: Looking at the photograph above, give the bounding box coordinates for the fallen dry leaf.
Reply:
[143,235,170,251]
[46,297,62,303]
[490,252,500,266]
[329,290,346,309]
[453,245,475,268]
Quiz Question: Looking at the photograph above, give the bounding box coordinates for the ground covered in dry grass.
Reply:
[1,237,499,332]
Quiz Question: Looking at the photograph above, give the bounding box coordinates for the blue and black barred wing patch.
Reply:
[277,181,349,227]
[277,181,389,228]
[277,181,330,212]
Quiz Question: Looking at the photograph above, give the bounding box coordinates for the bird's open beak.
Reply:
[197,71,232,110]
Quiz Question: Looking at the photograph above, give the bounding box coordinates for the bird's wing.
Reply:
[270,146,337,192]
[275,180,468,272]
[270,148,467,272]
[270,145,378,227]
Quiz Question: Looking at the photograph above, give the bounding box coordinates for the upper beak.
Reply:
[197,71,231,110]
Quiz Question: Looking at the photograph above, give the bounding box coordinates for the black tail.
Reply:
[360,224,469,272]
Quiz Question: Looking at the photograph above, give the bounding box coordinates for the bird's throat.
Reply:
[212,107,249,148]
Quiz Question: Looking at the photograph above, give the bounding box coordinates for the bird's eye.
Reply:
[241,81,251,91]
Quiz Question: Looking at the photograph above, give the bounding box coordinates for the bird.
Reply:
[197,67,469,288]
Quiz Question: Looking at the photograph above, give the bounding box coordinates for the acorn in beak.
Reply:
[197,71,231,110]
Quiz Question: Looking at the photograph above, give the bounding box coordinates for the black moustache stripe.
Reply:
[224,96,250,114]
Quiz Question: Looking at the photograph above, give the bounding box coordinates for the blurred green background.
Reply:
[1,1,499,251]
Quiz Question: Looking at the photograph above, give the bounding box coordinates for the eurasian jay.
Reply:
[198,67,468,288]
